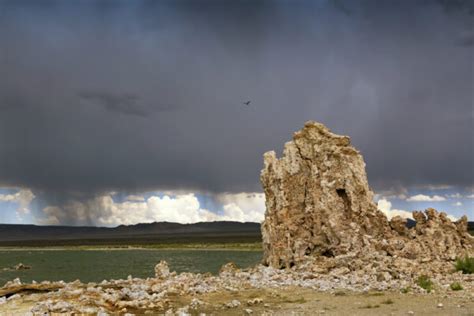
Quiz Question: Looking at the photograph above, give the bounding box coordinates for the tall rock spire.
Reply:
[260,121,473,271]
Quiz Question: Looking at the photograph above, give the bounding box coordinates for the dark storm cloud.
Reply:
[456,32,474,46]
[0,94,25,111]
[436,0,474,15]
[79,91,153,117]
[0,0,472,199]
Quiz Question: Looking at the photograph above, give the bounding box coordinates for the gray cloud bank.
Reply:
[0,0,472,199]
[79,91,150,117]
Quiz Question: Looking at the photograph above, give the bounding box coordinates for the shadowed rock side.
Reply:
[260,121,473,271]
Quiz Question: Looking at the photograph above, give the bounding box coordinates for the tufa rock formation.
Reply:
[14,263,31,270]
[154,260,170,279]
[261,121,473,271]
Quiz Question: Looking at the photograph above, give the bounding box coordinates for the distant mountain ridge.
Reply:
[0,221,261,244]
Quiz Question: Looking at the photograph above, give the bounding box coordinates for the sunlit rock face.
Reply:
[260,121,473,269]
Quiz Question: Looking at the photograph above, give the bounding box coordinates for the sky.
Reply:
[0,0,472,226]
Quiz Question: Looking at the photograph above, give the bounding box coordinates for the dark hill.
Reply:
[0,221,262,246]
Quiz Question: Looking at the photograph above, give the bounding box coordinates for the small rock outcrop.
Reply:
[261,121,473,270]
[219,262,240,277]
[154,261,170,279]
[14,263,31,271]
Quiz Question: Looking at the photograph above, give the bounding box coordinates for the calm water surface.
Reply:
[0,250,262,284]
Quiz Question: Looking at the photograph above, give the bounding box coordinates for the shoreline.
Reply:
[0,244,263,252]
[1,261,472,315]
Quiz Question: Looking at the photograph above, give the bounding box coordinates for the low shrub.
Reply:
[292,297,307,304]
[367,292,384,297]
[416,275,434,293]
[450,282,463,291]
[454,256,474,274]
[400,287,410,294]
[381,298,394,304]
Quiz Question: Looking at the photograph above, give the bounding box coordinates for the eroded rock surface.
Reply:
[261,121,473,270]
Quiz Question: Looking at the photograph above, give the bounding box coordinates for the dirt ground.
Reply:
[1,286,473,315]
[190,287,473,316]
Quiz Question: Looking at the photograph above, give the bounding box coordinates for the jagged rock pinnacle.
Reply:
[260,121,473,271]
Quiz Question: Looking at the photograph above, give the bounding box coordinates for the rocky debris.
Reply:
[175,305,190,315]
[260,121,473,271]
[2,263,32,271]
[189,298,205,309]
[4,278,22,286]
[400,209,473,261]
[247,297,263,306]
[219,262,240,277]
[0,260,472,314]
[225,299,241,308]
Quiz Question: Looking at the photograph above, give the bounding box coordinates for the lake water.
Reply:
[0,249,262,285]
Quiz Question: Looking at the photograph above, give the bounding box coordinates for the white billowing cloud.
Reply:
[38,192,266,226]
[453,201,463,207]
[0,193,17,202]
[145,195,218,224]
[467,194,474,199]
[406,194,446,202]
[0,188,35,215]
[216,193,266,223]
[377,198,413,220]
[447,193,462,199]
[447,214,458,221]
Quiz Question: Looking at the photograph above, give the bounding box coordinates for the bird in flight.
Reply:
[243,100,251,106]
